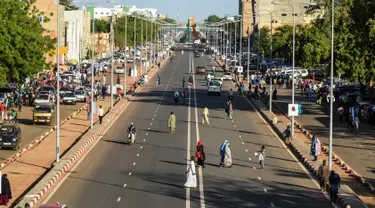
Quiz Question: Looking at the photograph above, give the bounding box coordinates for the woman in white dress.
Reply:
[224,143,232,168]
[184,156,197,188]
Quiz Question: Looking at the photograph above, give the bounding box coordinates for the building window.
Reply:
[281,13,287,16]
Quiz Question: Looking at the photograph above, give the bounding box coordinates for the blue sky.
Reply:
[74,0,238,22]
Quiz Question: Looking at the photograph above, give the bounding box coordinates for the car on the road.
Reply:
[75,90,87,102]
[62,92,77,105]
[0,124,21,150]
[60,87,71,96]
[115,66,125,74]
[195,66,206,74]
[207,80,221,96]
[33,103,55,125]
[194,52,201,57]
[212,77,223,86]
[221,72,233,81]
[34,92,54,105]
[41,86,55,94]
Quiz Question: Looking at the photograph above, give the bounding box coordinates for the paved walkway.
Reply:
[273,88,375,188]
[2,58,166,207]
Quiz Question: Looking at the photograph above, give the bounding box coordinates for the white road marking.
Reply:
[192,55,206,208]
[242,142,244,144]
[253,167,256,170]
[123,184,127,187]
[232,120,234,123]
[129,172,132,176]
[156,110,158,113]
[186,53,192,208]
[143,139,146,142]
[117,197,121,202]
[140,146,143,149]
[152,118,154,121]
[258,177,261,180]
[150,123,153,125]
[137,153,139,156]
[271,202,275,207]
[249,157,252,161]
[234,125,236,127]
[245,149,248,152]
[146,133,148,136]
[264,188,267,193]
[148,127,150,130]
[133,162,136,166]
[154,114,156,117]
[239,135,242,138]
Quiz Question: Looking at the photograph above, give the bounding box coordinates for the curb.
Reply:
[18,56,169,208]
[271,102,375,193]
[247,97,366,208]
[0,104,87,170]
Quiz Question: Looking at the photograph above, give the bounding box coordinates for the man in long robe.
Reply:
[184,156,197,188]
[224,143,232,168]
[168,112,176,134]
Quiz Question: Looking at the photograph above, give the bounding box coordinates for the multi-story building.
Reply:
[85,5,158,20]
[64,10,91,63]
[33,0,66,66]
[239,0,323,37]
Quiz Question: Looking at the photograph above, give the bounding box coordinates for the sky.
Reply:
[74,0,238,22]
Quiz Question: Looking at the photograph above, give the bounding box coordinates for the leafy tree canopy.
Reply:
[60,0,78,11]
[205,15,224,23]
[164,16,176,24]
[0,0,55,85]
[93,19,110,33]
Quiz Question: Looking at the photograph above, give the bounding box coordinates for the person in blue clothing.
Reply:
[298,102,303,116]
[329,171,341,203]
[219,140,228,167]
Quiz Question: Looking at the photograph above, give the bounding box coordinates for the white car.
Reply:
[221,72,233,81]
[207,80,221,96]
[34,92,53,105]
[115,67,125,74]
[212,77,223,86]
[62,92,77,105]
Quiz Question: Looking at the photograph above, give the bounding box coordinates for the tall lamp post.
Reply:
[124,13,128,99]
[56,0,61,162]
[329,0,334,171]
[271,1,315,137]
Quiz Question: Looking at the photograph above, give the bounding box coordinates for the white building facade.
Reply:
[64,10,91,62]
[86,5,158,20]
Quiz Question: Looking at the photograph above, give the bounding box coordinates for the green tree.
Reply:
[164,16,176,24]
[60,0,78,11]
[253,26,271,59]
[93,19,110,33]
[205,15,224,23]
[0,0,55,85]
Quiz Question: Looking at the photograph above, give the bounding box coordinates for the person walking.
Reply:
[182,77,186,88]
[329,171,341,203]
[223,143,232,168]
[219,140,228,166]
[282,125,292,144]
[227,101,233,120]
[257,145,266,169]
[97,105,104,124]
[318,160,329,192]
[102,84,107,100]
[310,135,321,161]
[0,102,5,122]
[201,105,210,124]
[196,140,205,168]
[168,112,176,134]
[0,174,12,206]
[184,156,197,188]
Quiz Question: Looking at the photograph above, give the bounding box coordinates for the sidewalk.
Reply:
[273,88,375,190]
[248,97,371,208]
[2,60,154,207]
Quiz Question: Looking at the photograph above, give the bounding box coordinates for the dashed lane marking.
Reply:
[129,172,132,176]
[148,127,150,130]
[264,188,267,193]
[242,142,244,144]
[123,184,127,187]
[150,123,153,125]
[137,153,139,156]
[245,149,248,152]
[234,125,236,128]
[239,135,242,138]
[117,197,121,202]
[140,146,143,149]
[146,133,148,136]
[143,139,146,142]
[253,167,256,170]
[249,157,252,161]
[133,162,136,166]
[271,202,275,207]
[258,177,261,180]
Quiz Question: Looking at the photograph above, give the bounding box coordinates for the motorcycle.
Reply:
[127,127,137,144]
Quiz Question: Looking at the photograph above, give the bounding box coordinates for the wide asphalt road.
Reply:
[44,52,334,208]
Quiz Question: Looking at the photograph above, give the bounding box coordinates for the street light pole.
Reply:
[90,12,95,130]
[124,14,127,98]
[110,15,114,109]
[133,16,136,82]
[292,5,296,137]
[247,17,250,87]
[141,18,143,76]
[56,0,60,163]
[239,17,243,74]
[257,15,261,72]
[329,0,335,171]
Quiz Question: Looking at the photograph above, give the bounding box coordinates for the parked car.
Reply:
[0,124,21,150]
[115,66,125,74]
[75,90,87,102]
[195,66,206,74]
[33,103,55,125]
[221,72,233,81]
[62,92,77,105]
[34,92,54,105]
[207,80,221,96]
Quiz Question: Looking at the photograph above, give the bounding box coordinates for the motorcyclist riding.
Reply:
[127,123,137,144]
[174,91,180,104]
